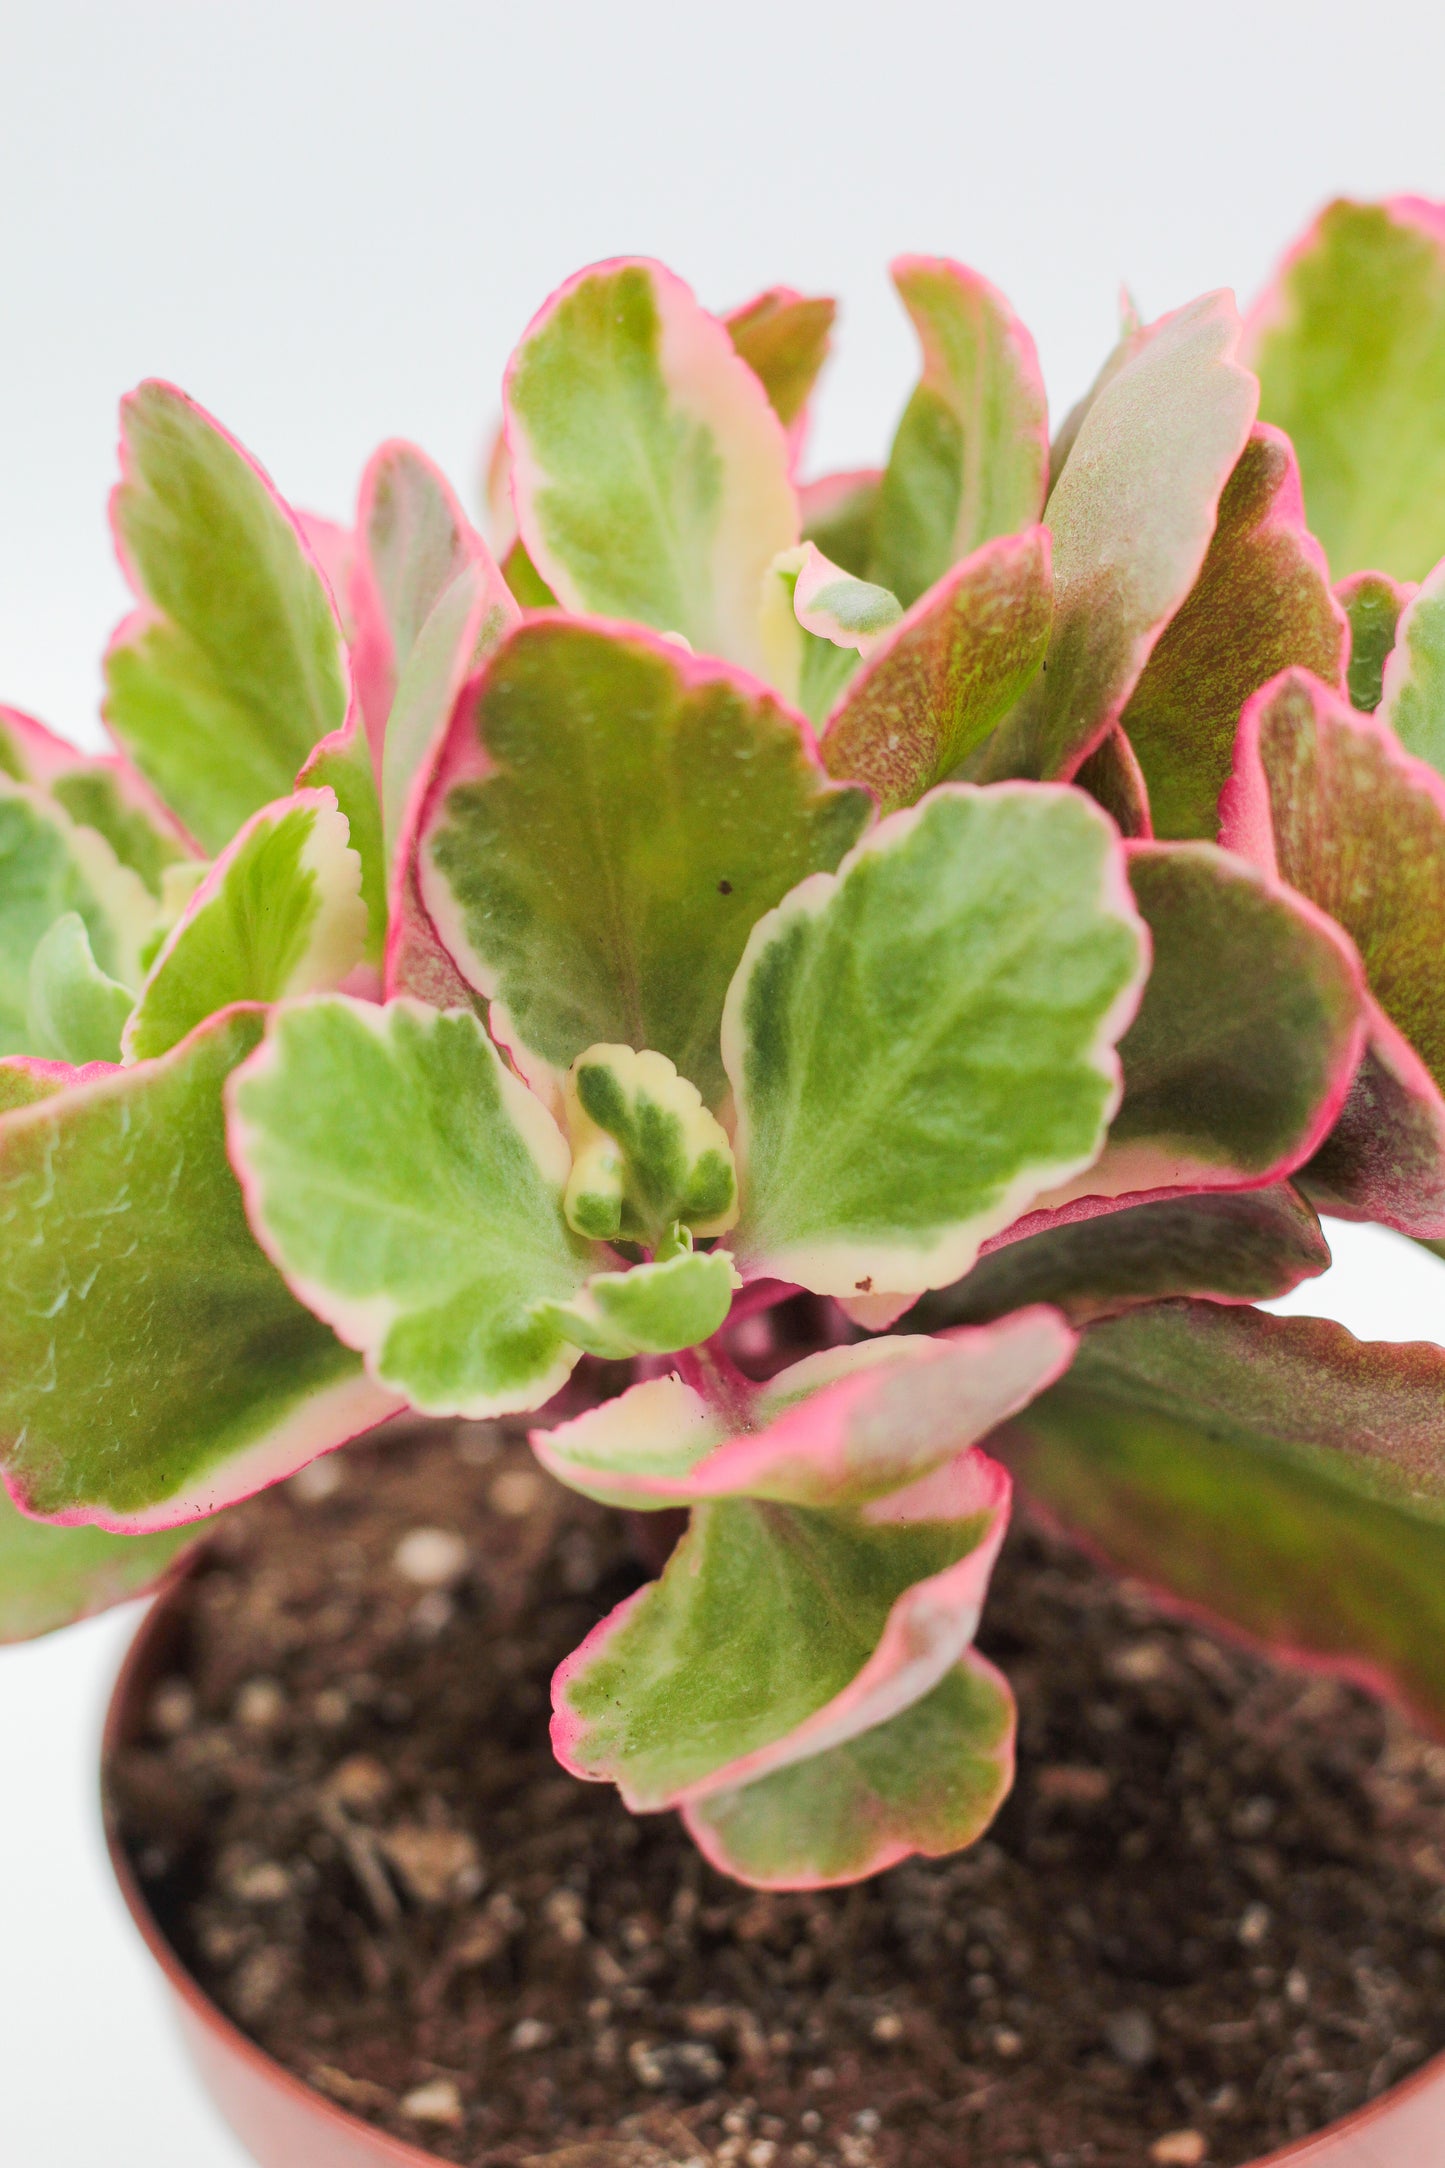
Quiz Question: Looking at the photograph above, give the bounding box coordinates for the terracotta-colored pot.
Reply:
[103,1571,1445,2168]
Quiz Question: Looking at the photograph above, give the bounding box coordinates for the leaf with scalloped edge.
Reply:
[0,779,155,1054]
[543,1246,739,1361]
[27,915,133,1065]
[122,789,367,1061]
[1026,840,1364,1223]
[0,702,197,897]
[0,1481,201,1644]
[562,1044,736,1244]
[976,294,1257,784]
[1119,427,1346,839]
[684,1648,1014,1889]
[1220,666,1445,1233]
[1339,571,1414,714]
[552,1433,1013,1825]
[104,381,351,853]
[914,1183,1329,1331]
[723,785,1147,1300]
[505,259,798,678]
[821,528,1052,812]
[416,617,870,1108]
[228,997,602,1419]
[724,287,834,465]
[1001,1300,1445,1736]
[871,258,1048,610]
[0,1008,398,1530]
[1249,196,1445,582]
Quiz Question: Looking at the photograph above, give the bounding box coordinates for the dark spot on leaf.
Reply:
[717,879,733,895]
[855,1277,873,1292]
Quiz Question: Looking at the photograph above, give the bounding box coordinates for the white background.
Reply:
[3,3,1445,2160]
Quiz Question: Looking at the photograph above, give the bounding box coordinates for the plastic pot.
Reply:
[103,1569,1445,2168]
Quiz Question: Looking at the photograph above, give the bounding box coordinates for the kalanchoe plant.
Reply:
[6,200,1445,1890]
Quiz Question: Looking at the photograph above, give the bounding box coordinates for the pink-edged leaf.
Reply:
[0,1006,401,1531]
[820,527,1052,812]
[1119,426,1347,839]
[1338,569,1415,713]
[296,710,386,972]
[1001,1300,1445,1737]
[1378,550,1445,777]
[916,1182,1330,1330]
[550,1442,1013,1817]
[724,287,836,466]
[122,788,368,1062]
[0,701,197,895]
[413,615,869,1109]
[1248,196,1445,582]
[871,257,1048,609]
[683,1647,1014,1890]
[1072,724,1152,839]
[1024,840,1364,1220]
[1220,666,1445,1231]
[350,441,516,769]
[533,1311,1074,1510]
[1297,1010,1445,1238]
[297,512,357,639]
[976,294,1258,783]
[103,380,352,854]
[799,467,882,581]
[504,258,798,677]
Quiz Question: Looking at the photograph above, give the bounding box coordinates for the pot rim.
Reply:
[101,1554,1445,2168]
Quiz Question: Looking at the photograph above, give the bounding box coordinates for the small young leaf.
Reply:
[977,294,1258,782]
[27,914,133,1065]
[228,997,599,1418]
[821,528,1052,812]
[0,1008,396,1529]
[723,785,1147,1298]
[0,781,154,1054]
[504,259,798,675]
[416,618,870,1107]
[1339,570,1414,714]
[563,1044,737,1243]
[1249,197,1445,581]
[544,1246,739,1360]
[123,789,367,1062]
[1119,426,1347,839]
[872,257,1048,608]
[1002,1301,1445,1736]
[104,381,351,852]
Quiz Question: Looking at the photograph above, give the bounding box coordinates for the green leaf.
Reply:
[1072,725,1151,838]
[500,536,558,609]
[417,618,870,1108]
[228,997,599,1418]
[353,441,484,748]
[380,561,517,858]
[123,790,368,1062]
[27,914,133,1064]
[0,1008,391,1529]
[0,702,196,898]
[1249,197,1445,581]
[976,294,1257,783]
[562,1044,737,1243]
[912,1183,1330,1330]
[724,287,835,434]
[1379,555,1445,775]
[871,257,1048,609]
[1001,1300,1445,1735]
[504,259,798,677]
[685,1650,1014,1889]
[1035,841,1365,1212]
[0,780,155,1054]
[1119,427,1347,839]
[1338,569,1413,714]
[724,785,1147,1297]
[544,1245,739,1360]
[553,1441,1010,1813]
[759,544,904,725]
[104,380,351,852]
[297,720,386,967]
[821,528,1052,812]
[0,1481,198,1644]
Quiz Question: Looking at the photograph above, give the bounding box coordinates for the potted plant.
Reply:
[4,195,1445,2168]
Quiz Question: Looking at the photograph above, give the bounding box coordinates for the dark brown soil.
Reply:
[105,1421,1445,2168]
